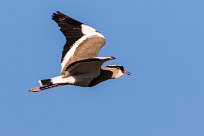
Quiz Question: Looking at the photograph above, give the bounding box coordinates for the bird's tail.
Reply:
[29,76,68,92]
[39,79,53,86]
[39,76,68,86]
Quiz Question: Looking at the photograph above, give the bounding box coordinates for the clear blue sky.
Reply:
[0,0,204,136]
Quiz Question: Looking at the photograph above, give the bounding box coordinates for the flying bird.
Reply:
[29,11,130,92]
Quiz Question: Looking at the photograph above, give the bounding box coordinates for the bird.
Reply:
[29,11,130,92]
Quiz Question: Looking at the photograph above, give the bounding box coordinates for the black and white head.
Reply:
[106,65,131,78]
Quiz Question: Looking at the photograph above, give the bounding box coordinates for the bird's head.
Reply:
[106,65,131,78]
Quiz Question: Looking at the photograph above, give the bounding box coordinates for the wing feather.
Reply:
[64,57,115,77]
[52,11,106,76]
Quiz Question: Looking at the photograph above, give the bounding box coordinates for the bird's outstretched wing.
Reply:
[52,11,106,76]
[64,56,115,78]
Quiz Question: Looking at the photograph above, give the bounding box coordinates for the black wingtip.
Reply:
[52,11,83,27]
[52,11,67,18]
[53,11,64,16]
[110,56,116,60]
[56,11,62,14]
[53,11,62,14]
[52,11,66,23]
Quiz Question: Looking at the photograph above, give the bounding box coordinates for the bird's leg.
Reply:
[29,83,67,92]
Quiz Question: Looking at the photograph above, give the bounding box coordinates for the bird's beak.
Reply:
[123,70,131,75]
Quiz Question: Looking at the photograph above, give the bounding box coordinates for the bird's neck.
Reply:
[89,68,114,86]
[102,67,124,79]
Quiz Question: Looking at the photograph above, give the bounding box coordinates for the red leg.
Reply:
[29,87,41,92]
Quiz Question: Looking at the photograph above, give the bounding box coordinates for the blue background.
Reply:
[0,0,204,136]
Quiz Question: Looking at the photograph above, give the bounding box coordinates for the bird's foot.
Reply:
[29,87,41,92]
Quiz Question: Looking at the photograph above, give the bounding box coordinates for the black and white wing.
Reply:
[52,11,106,76]
[65,56,115,78]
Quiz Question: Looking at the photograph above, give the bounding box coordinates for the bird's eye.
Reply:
[117,67,120,69]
